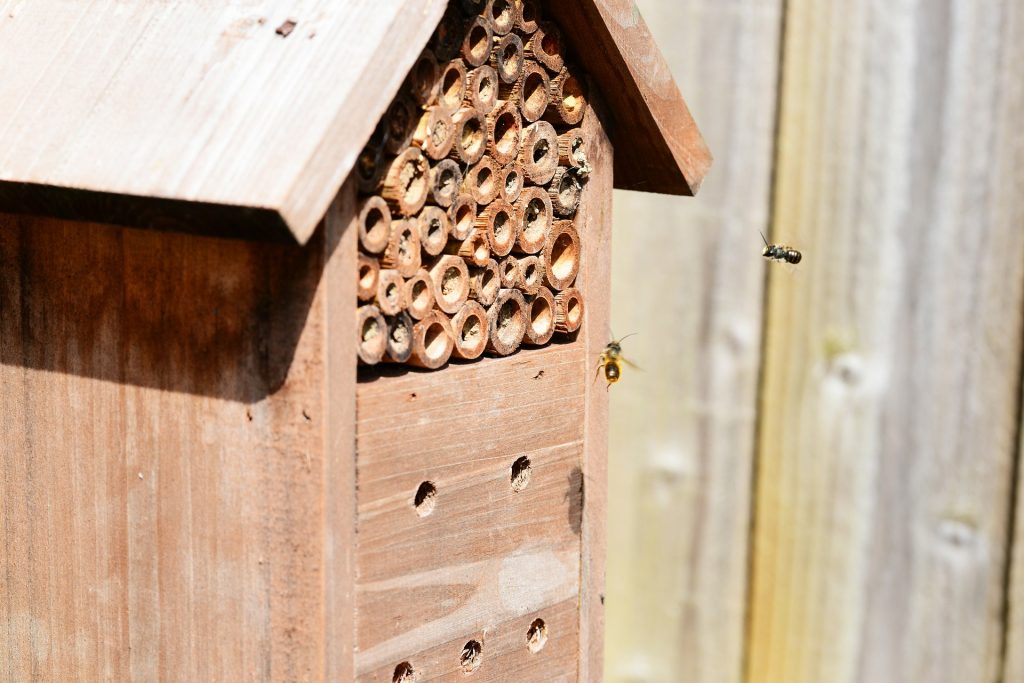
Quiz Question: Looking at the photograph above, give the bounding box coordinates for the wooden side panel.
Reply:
[1008,385,1024,682]
[603,1,781,681]
[0,185,358,680]
[748,2,1024,682]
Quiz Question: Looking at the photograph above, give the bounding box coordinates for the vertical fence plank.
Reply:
[748,1,1024,682]
[1009,388,1024,681]
[605,2,783,682]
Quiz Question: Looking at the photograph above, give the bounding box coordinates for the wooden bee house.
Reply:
[0,1,709,680]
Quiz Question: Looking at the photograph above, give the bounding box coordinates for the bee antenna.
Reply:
[616,333,638,344]
[759,231,770,247]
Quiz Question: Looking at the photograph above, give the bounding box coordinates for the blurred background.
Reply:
[604,1,1024,682]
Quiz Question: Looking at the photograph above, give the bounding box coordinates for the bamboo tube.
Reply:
[412,106,455,160]
[514,187,552,254]
[546,67,588,125]
[486,289,527,356]
[461,16,494,68]
[384,311,414,363]
[357,253,380,302]
[381,219,422,278]
[516,254,544,295]
[445,228,491,267]
[554,287,584,334]
[463,156,500,205]
[516,0,541,34]
[542,220,580,290]
[356,195,391,254]
[375,269,407,316]
[356,143,384,194]
[523,286,555,346]
[557,129,588,172]
[428,254,471,314]
[450,300,490,360]
[513,62,550,122]
[432,8,464,61]
[458,0,486,16]
[519,121,558,185]
[486,0,517,35]
[497,256,520,288]
[491,33,524,85]
[499,164,524,203]
[408,48,440,107]
[469,258,500,306]
[525,22,564,73]
[448,107,487,165]
[486,101,522,166]
[465,65,499,114]
[547,167,582,217]
[429,159,464,208]
[436,59,468,113]
[380,148,429,216]
[408,310,455,369]
[418,206,450,256]
[356,305,388,365]
[404,269,436,320]
[448,193,478,240]
[384,96,418,155]
[475,199,517,257]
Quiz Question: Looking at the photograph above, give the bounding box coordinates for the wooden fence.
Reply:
[605,1,1024,682]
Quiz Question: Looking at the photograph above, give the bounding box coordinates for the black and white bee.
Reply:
[760,232,802,265]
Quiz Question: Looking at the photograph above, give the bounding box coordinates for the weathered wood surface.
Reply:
[603,0,781,681]
[747,2,1024,682]
[0,182,358,680]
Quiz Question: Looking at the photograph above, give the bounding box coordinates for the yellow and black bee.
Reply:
[760,232,802,265]
[596,334,639,388]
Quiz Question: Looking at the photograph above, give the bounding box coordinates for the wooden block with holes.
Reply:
[0,1,709,680]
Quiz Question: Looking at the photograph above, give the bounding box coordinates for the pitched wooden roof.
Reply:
[0,0,710,243]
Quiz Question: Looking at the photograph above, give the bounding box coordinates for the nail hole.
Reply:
[393,661,416,683]
[526,618,547,653]
[414,481,437,517]
[511,456,531,492]
[460,640,483,673]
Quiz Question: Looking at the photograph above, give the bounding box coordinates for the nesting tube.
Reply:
[517,0,541,34]
[558,129,590,177]
[380,148,429,216]
[384,96,418,155]
[409,310,455,369]
[554,287,584,334]
[498,256,520,288]
[384,311,415,363]
[516,255,544,295]
[429,255,471,314]
[486,0,517,35]
[357,253,380,302]
[404,269,436,320]
[514,187,552,254]
[546,67,588,125]
[357,196,391,254]
[408,48,439,107]
[470,258,501,306]
[475,199,517,257]
[375,269,407,316]
[523,286,556,346]
[464,156,500,205]
[461,16,494,67]
[413,106,456,160]
[448,193,478,240]
[356,305,388,365]
[486,101,522,166]
[418,206,450,256]
[486,289,527,356]
[450,300,490,360]
[448,107,487,165]
[381,219,422,277]
[519,121,559,185]
[465,65,499,114]
[499,164,524,203]
[514,62,551,122]
[356,144,384,194]
[547,167,582,217]
[491,33,524,84]
[525,22,564,73]
[430,159,464,208]
[542,220,580,290]
[437,59,468,112]
[446,228,491,267]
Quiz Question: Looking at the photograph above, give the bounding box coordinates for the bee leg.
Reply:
[593,361,605,385]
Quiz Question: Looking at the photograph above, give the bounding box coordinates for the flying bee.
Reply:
[760,232,802,265]
[596,334,639,388]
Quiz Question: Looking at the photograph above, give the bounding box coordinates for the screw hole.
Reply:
[526,618,548,653]
[460,640,483,673]
[510,456,531,493]
[414,481,437,517]
[393,661,416,683]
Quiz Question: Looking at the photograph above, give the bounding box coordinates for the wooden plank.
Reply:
[748,1,1024,681]
[0,195,358,679]
[1008,384,1024,682]
[601,1,781,681]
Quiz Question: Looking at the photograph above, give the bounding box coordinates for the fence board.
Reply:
[604,1,782,682]
[747,1,1024,682]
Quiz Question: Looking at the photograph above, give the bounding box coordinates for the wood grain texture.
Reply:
[0,183,358,680]
[603,1,781,681]
[748,1,1024,682]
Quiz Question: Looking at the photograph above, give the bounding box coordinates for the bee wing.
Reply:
[621,357,643,371]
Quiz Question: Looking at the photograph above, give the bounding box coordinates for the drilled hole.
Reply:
[393,661,416,683]
[526,619,548,653]
[460,640,483,673]
[510,456,531,492]
[414,482,437,517]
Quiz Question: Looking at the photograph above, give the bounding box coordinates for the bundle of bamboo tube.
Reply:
[356,0,590,369]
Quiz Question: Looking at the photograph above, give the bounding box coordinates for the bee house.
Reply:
[0,1,710,680]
